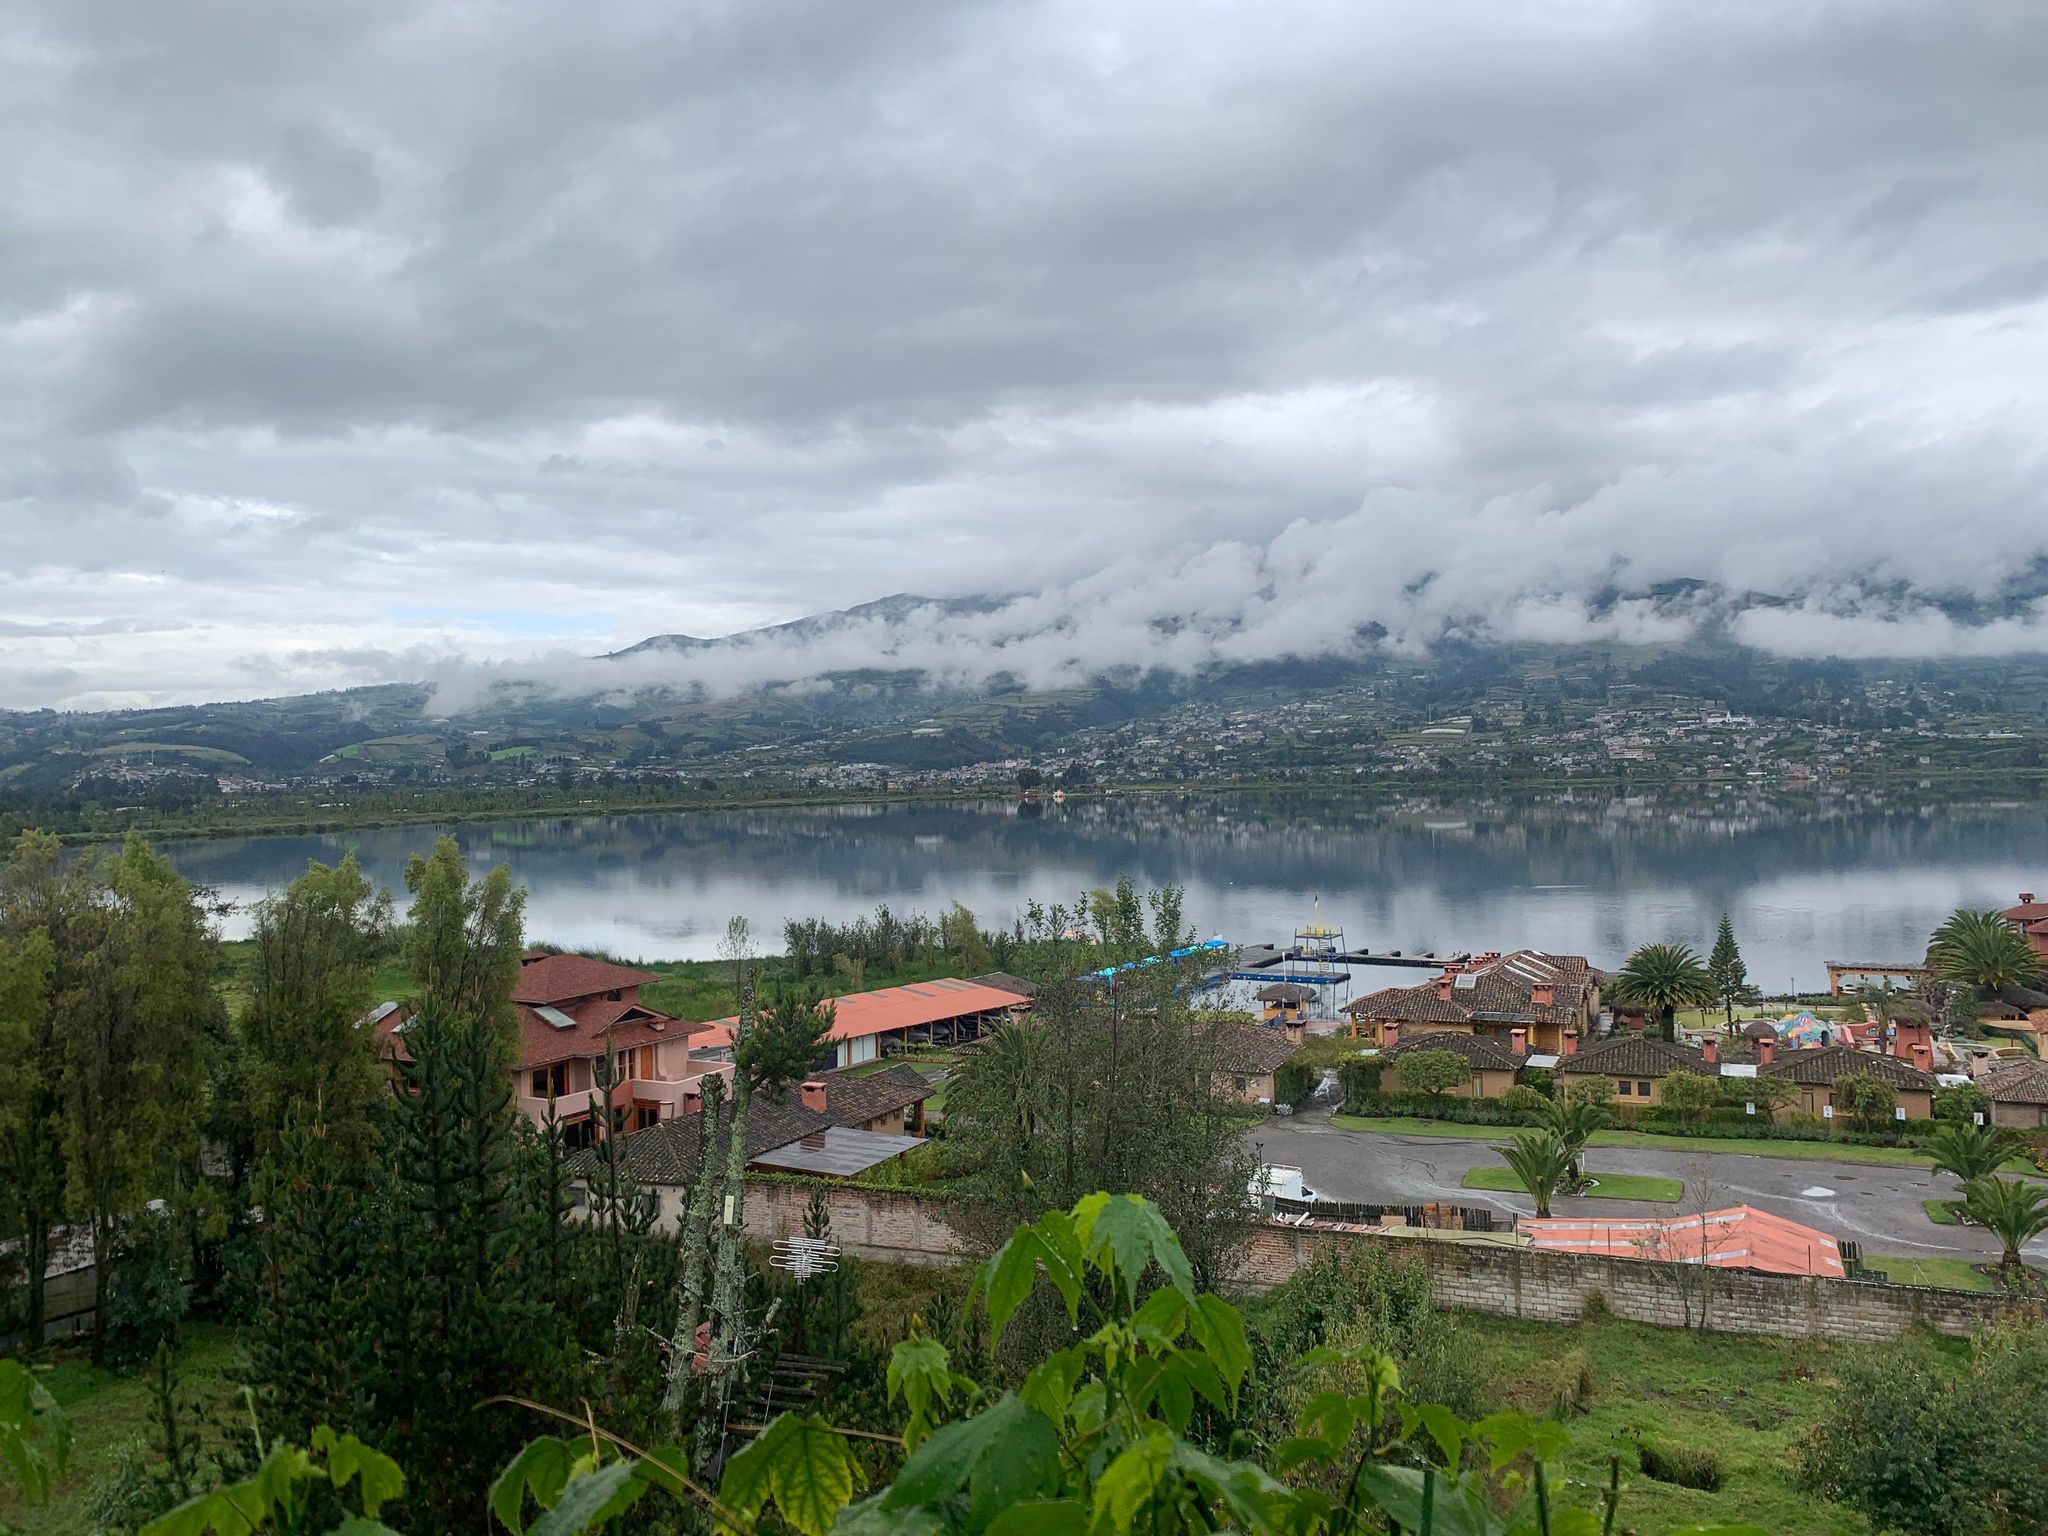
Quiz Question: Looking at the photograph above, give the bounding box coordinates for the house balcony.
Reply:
[516,1057,734,1126]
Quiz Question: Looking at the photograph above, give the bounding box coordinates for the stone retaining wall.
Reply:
[737,1179,2046,1342]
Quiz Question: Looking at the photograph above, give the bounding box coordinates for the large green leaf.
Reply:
[328,1522,406,1536]
[1089,1427,1175,1536]
[313,1428,405,1517]
[1351,1464,1502,1536]
[985,1499,1088,1536]
[1077,1195,1194,1307]
[0,1359,68,1505]
[529,1461,649,1536]
[491,1438,574,1534]
[881,1392,1058,1523]
[719,1413,862,1536]
[1185,1294,1251,1407]
[888,1336,956,1450]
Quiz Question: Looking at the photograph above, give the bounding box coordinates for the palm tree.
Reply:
[1497,1130,1574,1218]
[1962,1175,2048,1280]
[1928,910,2045,999]
[1610,943,1717,1042]
[1927,1122,2021,1187]
[1536,1096,1609,1185]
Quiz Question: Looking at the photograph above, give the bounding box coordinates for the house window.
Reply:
[1232,1075,1248,1094]
[561,1115,598,1152]
[607,989,622,1001]
[1637,1080,1652,1096]
[632,1106,660,1132]
[530,1063,569,1098]
[1617,1081,1633,1096]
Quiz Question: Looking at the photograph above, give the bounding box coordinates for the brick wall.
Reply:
[705,1180,2043,1343]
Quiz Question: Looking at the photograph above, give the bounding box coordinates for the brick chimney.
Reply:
[1382,1022,1401,1050]
[1702,1036,1718,1065]
[1531,984,1554,1008]
[1562,1030,1578,1056]
[681,1082,703,1115]
[1757,1036,1776,1066]
[1510,1027,1528,1055]
[2022,892,2037,905]
[1911,1042,1934,1074]
[800,1080,828,1113]
[1435,977,1454,1001]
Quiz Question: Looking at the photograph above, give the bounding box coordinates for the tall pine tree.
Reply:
[1708,913,1751,1026]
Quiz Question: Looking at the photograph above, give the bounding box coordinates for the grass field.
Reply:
[0,1325,242,1536]
[1458,1311,1961,1534]
[1924,1197,1962,1225]
[1867,1255,1996,1291]
[1462,1166,1682,1202]
[1332,1112,1940,1168]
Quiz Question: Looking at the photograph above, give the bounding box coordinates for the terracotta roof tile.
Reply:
[1380,1031,1522,1072]
[1556,1035,1708,1079]
[1979,1059,2048,1106]
[820,1064,935,1123]
[1760,1044,1937,1091]
[513,953,659,1005]
[697,977,1027,1048]
[1343,950,1595,1029]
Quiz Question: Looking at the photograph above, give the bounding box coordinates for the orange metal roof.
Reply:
[695,976,1029,1048]
[1518,1205,1843,1278]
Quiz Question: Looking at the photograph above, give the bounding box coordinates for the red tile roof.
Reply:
[1519,1206,1844,1278]
[695,977,1029,1048]
[1343,950,1595,1029]
[370,992,704,1072]
[513,953,658,1005]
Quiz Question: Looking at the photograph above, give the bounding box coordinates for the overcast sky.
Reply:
[5,1,2047,711]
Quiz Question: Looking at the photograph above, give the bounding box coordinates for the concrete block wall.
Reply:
[1236,1224,2047,1342]
[662,1180,2044,1343]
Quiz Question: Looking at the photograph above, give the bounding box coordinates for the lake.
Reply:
[156,790,2048,991]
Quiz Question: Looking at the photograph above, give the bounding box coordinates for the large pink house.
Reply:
[373,951,733,1149]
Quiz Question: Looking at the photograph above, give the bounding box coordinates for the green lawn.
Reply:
[1458,1311,1959,1534]
[1924,1197,1962,1226]
[1332,1112,1939,1168]
[1463,1166,1683,1202]
[0,1325,242,1536]
[1865,1255,1998,1291]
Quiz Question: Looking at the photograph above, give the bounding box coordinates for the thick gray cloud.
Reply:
[2,0,2046,709]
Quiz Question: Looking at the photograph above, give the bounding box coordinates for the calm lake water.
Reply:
[157,791,2048,990]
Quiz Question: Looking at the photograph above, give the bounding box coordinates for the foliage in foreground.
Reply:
[124,1194,1768,1535]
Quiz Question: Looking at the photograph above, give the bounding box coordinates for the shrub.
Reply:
[102,1210,190,1373]
[1394,1049,1472,1099]
[1272,1061,1315,1108]
[1253,1242,1482,1427]
[1803,1321,2048,1534]
[1935,1083,1992,1124]
[1496,1085,1554,1122]
[1638,1440,1725,1492]
[1553,1347,1595,1417]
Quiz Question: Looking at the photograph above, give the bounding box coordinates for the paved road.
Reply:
[1250,1109,2048,1263]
